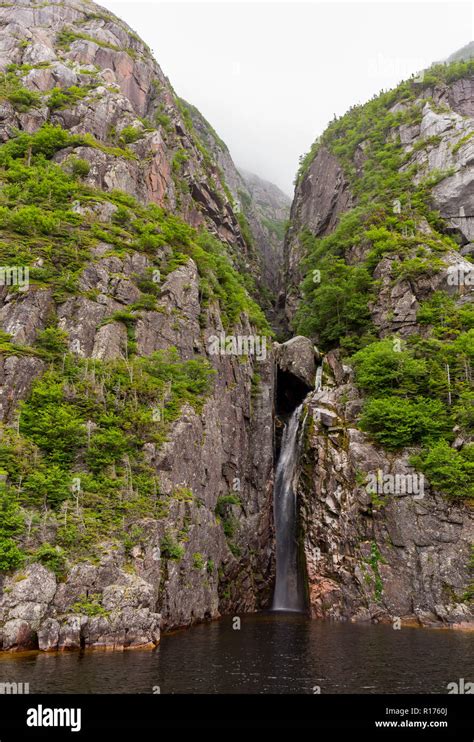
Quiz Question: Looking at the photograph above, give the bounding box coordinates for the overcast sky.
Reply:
[99,1,473,196]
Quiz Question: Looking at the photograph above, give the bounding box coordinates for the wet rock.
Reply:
[1,619,38,651]
[37,618,60,652]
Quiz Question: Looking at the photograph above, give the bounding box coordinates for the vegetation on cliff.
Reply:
[293,59,473,498]
[0,123,269,572]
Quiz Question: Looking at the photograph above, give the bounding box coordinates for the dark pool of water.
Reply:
[0,612,472,694]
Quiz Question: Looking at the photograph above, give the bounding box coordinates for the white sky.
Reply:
[98,1,473,195]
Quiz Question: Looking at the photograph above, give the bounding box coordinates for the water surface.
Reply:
[0,612,471,694]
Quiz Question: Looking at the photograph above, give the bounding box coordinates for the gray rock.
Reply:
[298,366,474,625]
[1,619,37,651]
[92,321,127,360]
[0,289,53,345]
[58,616,84,651]
[37,619,60,651]
[275,335,317,388]
[0,355,45,422]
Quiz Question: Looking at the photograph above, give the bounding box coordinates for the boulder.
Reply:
[275,335,317,389]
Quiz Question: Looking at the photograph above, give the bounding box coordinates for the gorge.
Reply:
[0,0,472,688]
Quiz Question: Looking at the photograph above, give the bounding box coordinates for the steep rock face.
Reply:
[240,170,290,225]
[239,168,291,296]
[0,0,275,651]
[183,101,290,299]
[285,75,474,325]
[284,146,353,321]
[396,86,474,244]
[0,0,250,254]
[298,353,473,627]
[285,64,474,626]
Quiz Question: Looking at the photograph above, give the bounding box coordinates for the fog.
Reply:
[99,1,472,196]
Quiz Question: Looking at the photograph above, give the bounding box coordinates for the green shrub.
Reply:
[0,490,25,572]
[111,205,131,226]
[351,339,429,395]
[172,148,188,172]
[71,593,109,617]
[411,441,474,498]
[85,429,133,473]
[393,255,444,280]
[32,543,66,577]
[69,157,91,178]
[215,494,240,541]
[136,232,163,253]
[193,552,205,570]
[19,373,86,464]
[215,494,240,519]
[57,28,121,53]
[155,111,172,132]
[47,86,89,111]
[119,126,142,145]
[359,396,450,450]
[0,124,75,160]
[130,294,157,311]
[7,206,60,235]
[161,532,185,560]
[7,88,41,112]
[23,465,71,508]
[0,539,25,573]
[36,327,69,358]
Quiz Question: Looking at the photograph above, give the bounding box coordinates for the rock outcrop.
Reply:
[275,336,317,390]
[0,0,276,651]
[284,57,474,627]
[298,352,473,627]
[0,0,251,256]
[284,146,353,322]
[183,101,291,301]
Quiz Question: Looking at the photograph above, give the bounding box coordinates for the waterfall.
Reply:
[272,404,306,612]
[315,364,322,392]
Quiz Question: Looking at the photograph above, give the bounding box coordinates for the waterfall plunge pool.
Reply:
[0,612,471,694]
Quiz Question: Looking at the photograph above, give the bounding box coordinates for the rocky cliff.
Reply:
[0,0,277,651]
[0,0,472,654]
[239,169,291,298]
[286,56,474,626]
[182,101,290,309]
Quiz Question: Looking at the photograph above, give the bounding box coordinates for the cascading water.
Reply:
[271,404,306,611]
